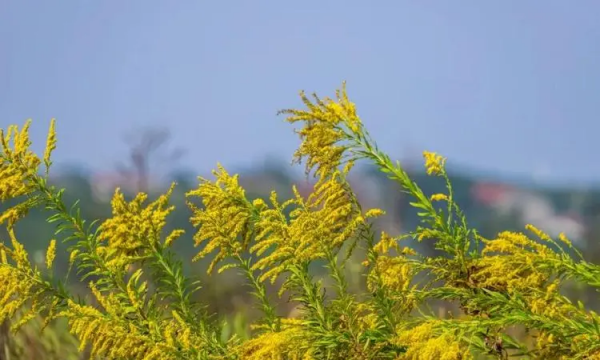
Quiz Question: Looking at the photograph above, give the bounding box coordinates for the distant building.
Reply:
[471,182,585,245]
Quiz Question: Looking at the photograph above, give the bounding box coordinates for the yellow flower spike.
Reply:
[0,121,43,202]
[43,118,57,172]
[13,120,32,157]
[558,232,573,247]
[239,326,310,360]
[69,249,79,265]
[373,231,400,254]
[368,255,414,293]
[98,183,180,261]
[526,223,552,242]
[7,227,30,269]
[423,151,446,176]
[250,169,368,283]
[186,164,255,270]
[46,239,56,269]
[394,321,473,360]
[279,83,362,178]
[401,247,417,256]
[62,299,175,360]
[164,229,185,247]
[342,159,355,174]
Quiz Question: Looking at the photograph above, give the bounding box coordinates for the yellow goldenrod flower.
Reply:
[0,230,39,327]
[373,231,401,254]
[60,299,179,360]
[238,325,311,360]
[279,82,362,178]
[367,256,414,293]
[0,201,32,227]
[468,230,560,294]
[422,151,446,176]
[97,183,182,261]
[394,321,473,360]
[0,264,34,323]
[186,164,254,273]
[558,232,573,247]
[0,121,41,202]
[525,223,552,242]
[251,169,367,283]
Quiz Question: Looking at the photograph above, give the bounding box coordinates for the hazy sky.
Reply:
[2,1,600,185]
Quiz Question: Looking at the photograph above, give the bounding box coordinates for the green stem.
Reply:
[150,246,227,359]
[363,226,396,334]
[234,254,280,332]
[290,262,330,331]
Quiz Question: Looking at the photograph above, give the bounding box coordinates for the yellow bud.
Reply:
[365,208,385,218]
[69,249,79,264]
[430,193,448,202]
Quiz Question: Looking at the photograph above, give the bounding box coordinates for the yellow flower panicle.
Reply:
[6,227,31,270]
[0,121,41,202]
[368,256,414,293]
[60,299,176,360]
[0,120,56,227]
[0,263,34,324]
[469,230,557,293]
[97,183,183,261]
[0,201,34,227]
[238,324,313,360]
[525,224,552,242]
[394,321,473,360]
[373,231,401,255]
[279,82,362,178]
[186,164,255,273]
[0,228,43,330]
[250,168,374,283]
[423,151,446,176]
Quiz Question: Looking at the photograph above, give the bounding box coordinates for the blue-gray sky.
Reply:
[2,1,600,185]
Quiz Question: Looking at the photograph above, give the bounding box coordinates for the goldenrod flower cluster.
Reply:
[98,183,183,263]
[186,164,255,273]
[0,228,56,333]
[251,167,378,283]
[393,321,472,360]
[61,299,172,360]
[0,121,39,201]
[468,230,556,293]
[279,82,362,178]
[422,151,446,176]
[238,322,313,360]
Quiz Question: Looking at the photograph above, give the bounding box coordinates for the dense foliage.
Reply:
[1,84,600,359]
